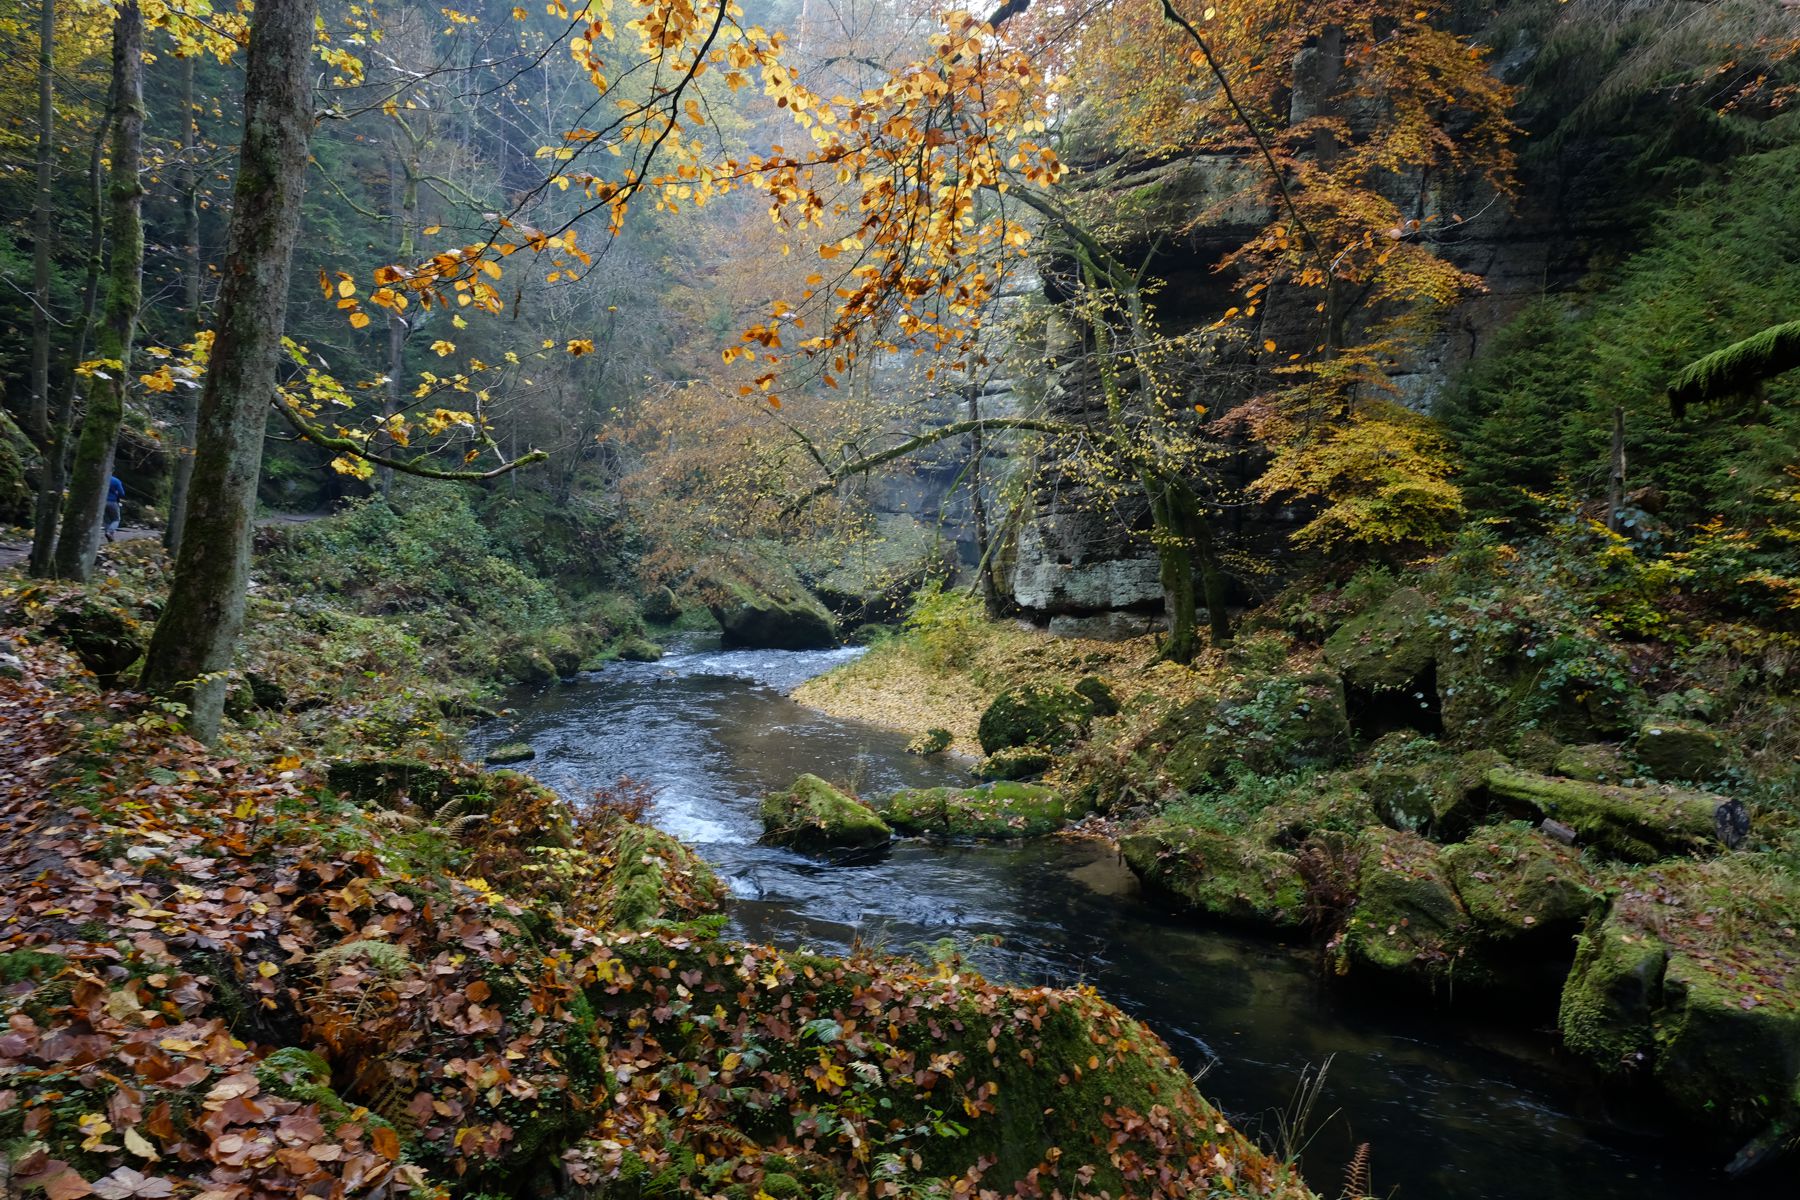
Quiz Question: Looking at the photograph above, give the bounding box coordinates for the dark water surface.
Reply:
[470,639,1776,1200]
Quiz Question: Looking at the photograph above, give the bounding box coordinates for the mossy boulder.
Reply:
[1442,824,1600,937]
[1325,586,1439,693]
[975,746,1054,780]
[878,782,1088,839]
[1553,742,1632,783]
[504,646,558,686]
[1150,672,1350,794]
[760,774,891,852]
[614,636,665,662]
[1358,744,1506,841]
[541,631,583,678]
[1342,828,1473,981]
[605,822,725,929]
[1632,718,1726,782]
[641,585,682,624]
[1073,675,1120,716]
[708,571,837,650]
[0,407,33,526]
[1120,821,1306,930]
[1482,765,1747,861]
[486,742,536,766]
[44,597,146,685]
[906,727,952,756]
[977,685,1093,754]
[1558,862,1800,1141]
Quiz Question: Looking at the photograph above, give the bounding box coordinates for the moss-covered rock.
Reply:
[1341,828,1473,981]
[641,585,682,624]
[1073,675,1120,716]
[614,636,665,662]
[1633,718,1727,782]
[486,742,536,765]
[0,407,34,526]
[1325,586,1438,693]
[977,685,1093,754]
[878,781,1088,839]
[44,596,146,685]
[504,645,558,686]
[1482,765,1746,861]
[759,774,891,852]
[1442,824,1600,936]
[905,727,952,756]
[1120,821,1307,929]
[1559,861,1800,1142]
[1150,672,1350,794]
[707,571,838,650]
[606,822,725,929]
[975,746,1055,780]
[1553,742,1632,783]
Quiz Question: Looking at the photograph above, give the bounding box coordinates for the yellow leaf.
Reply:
[1263,339,1277,352]
[348,311,372,329]
[432,340,457,357]
[257,962,279,978]
[337,278,356,298]
[123,1126,159,1161]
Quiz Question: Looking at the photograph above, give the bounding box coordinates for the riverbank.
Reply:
[786,549,1800,1176]
[0,554,1318,1199]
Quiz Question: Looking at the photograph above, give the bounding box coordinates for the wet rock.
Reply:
[504,646,558,686]
[1633,718,1726,782]
[977,685,1093,754]
[1482,766,1745,861]
[760,774,891,852]
[878,782,1088,839]
[1119,821,1306,930]
[486,742,536,766]
[708,573,838,650]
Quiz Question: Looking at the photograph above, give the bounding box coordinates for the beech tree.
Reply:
[142,0,319,735]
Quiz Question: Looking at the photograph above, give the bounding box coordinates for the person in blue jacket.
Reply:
[104,475,125,542]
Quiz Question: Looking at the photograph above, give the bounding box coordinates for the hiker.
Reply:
[104,475,125,542]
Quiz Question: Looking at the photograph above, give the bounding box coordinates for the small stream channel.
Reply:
[468,638,1775,1200]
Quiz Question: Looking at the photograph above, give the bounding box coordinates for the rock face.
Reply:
[879,782,1091,839]
[759,775,891,852]
[708,573,838,650]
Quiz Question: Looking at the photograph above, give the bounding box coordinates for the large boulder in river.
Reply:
[706,571,837,650]
[760,774,891,852]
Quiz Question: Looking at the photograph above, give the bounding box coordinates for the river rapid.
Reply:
[469,638,1776,1200]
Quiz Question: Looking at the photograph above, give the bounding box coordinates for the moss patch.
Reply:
[759,774,892,851]
[878,781,1088,839]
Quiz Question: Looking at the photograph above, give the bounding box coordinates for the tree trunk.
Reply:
[166,51,203,553]
[28,0,54,448]
[28,112,109,577]
[1606,404,1627,535]
[142,0,317,740]
[53,0,144,582]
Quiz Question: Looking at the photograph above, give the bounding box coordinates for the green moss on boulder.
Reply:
[1325,586,1438,693]
[614,636,665,662]
[1120,821,1306,930]
[1633,718,1726,781]
[486,742,536,766]
[906,727,952,756]
[760,774,891,851]
[707,571,837,650]
[1553,743,1632,783]
[975,746,1055,780]
[1150,672,1350,794]
[1559,916,1667,1073]
[1442,824,1600,936]
[1343,828,1472,980]
[1482,765,1745,861]
[878,781,1088,839]
[977,685,1093,754]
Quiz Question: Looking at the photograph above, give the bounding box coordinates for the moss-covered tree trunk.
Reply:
[165,51,203,554]
[28,113,108,577]
[142,0,317,739]
[53,0,144,582]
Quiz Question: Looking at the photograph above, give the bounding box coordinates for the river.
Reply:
[468,638,1779,1200]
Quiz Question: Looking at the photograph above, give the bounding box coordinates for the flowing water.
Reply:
[470,638,1783,1200]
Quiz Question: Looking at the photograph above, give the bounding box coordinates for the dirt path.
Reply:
[0,513,326,571]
